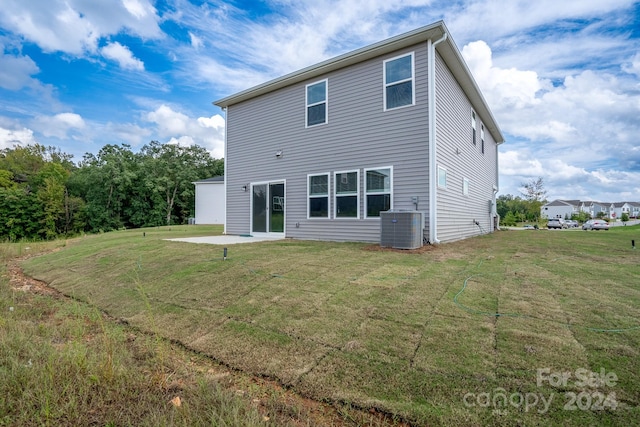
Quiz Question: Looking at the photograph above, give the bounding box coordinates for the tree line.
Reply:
[0,142,223,240]
[497,177,547,225]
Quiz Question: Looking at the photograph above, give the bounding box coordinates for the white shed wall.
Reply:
[194,182,225,224]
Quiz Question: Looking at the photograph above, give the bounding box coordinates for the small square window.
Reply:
[437,165,447,188]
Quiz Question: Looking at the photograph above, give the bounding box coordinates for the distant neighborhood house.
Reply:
[541,199,640,220]
[213,21,504,244]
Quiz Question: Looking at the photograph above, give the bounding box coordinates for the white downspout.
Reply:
[428,33,447,244]
[222,106,228,235]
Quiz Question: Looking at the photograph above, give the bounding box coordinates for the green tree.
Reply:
[71,144,137,232]
[139,141,221,226]
[0,170,16,188]
[520,177,547,222]
[621,212,629,223]
[0,145,77,239]
[0,187,45,240]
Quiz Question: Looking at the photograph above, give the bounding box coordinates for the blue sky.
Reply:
[1,0,639,202]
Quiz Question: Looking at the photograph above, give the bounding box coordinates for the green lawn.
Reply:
[18,225,640,426]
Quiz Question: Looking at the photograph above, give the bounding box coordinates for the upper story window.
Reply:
[384,53,415,110]
[335,170,359,218]
[472,111,477,145]
[308,173,329,218]
[365,167,392,218]
[306,79,327,127]
[481,124,485,154]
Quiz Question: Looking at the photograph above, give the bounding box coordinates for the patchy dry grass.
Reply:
[1,230,405,427]
[15,225,640,425]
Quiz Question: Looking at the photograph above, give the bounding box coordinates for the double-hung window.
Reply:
[308,173,329,218]
[384,53,414,110]
[306,79,327,127]
[334,170,359,218]
[365,167,392,217]
[481,124,485,154]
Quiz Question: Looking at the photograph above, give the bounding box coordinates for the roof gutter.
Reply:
[428,32,448,244]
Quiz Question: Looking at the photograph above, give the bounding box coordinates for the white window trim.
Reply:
[481,124,485,154]
[306,79,328,128]
[364,166,393,219]
[307,172,330,219]
[437,165,447,189]
[383,52,415,111]
[334,170,360,219]
[462,177,470,196]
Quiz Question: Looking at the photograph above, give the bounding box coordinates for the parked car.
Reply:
[582,219,609,230]
[565,220,579,228]
[547,218,567,229]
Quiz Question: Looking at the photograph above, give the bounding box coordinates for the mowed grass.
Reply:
[1,235,399,427]
[18,225,640,426]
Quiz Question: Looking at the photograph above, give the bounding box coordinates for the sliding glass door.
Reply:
[252,182,285,234]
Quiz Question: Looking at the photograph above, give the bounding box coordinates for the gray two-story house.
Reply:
[214,21,504,244]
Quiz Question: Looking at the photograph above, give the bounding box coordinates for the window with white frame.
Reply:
[308,173,329,218]
[437,165,447,188]
[481,124,485,154]
[365,167,392,217]
[471,111,477,145]
[306,80,327,127]
[334,170,359,218]
[462,177,469,196]
[383,53,414,110]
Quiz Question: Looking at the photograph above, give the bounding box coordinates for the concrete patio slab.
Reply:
[165,235,284,245]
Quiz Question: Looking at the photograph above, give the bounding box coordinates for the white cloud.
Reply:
[145,105,225,158]
[122,0,155,20]
[462,40,545,109]
[189,32,203,49]
[499,150,640,202]
[102,121,152,147]
[447,0,637,42]
[0,126,37,149]
[0,49,40,90]
[500,151,545,177]
[172,0,433,92]
[101,42,144,71]
[622,52,640,77]
[0,0,162,55]
[32,113,85,139]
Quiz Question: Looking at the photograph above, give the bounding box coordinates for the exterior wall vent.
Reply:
[380,210,423,249]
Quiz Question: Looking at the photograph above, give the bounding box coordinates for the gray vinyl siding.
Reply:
[434,51,498,242]
[225,43,431,242]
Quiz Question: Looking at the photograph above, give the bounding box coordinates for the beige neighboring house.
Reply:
[193,176,225,224]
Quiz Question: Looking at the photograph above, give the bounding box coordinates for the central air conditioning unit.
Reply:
[380,210,423,249]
